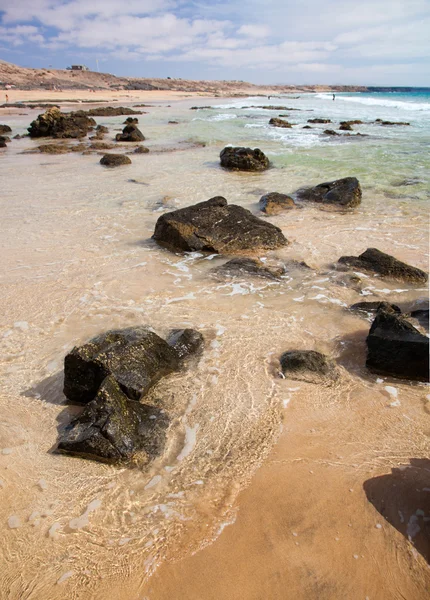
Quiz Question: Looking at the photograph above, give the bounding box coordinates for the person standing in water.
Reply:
[333,94,335,101]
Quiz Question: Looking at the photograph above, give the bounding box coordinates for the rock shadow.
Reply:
[22,371,65,406]
[363,458,430,563]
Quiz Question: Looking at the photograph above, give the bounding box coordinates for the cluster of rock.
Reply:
[115,123,145,142]
[28,107,96,138]
[58,327,204,463]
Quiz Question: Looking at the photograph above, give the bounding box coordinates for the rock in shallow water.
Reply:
[338,248,428,283]
[366,309,429,382]
[280,350,339,384]
[152,196,288,254]
[58,376,169,463]
[349,301,401,315]
[259,192,296,215]
[115,124,145,142]
[28,107,95,139]
[100,154,132,167]
[297,177,362,209]
[220,146,269,171]
[212,257,284,280]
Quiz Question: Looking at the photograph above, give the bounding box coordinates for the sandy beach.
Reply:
[0,86,429,600]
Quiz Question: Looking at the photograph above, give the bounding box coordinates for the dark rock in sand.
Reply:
[366,309,429,381]
[280,350,339,384]
[115,124,145,142]
[349,301,401,315]
[324,129,339,136]
[124,117,139,124]
[153,196,288,254]
[269,117,292,128]
[57,375,169,463]
[308,118,331,124]
[166,329,205,360]
[259,192,296,215]
[339,122,353,131]
[220,147,269,171]
[28,107,95,139]
[63,327,183,405]
[131,145,150,154]
[338,248,428,283]
[212,257,284,280]
[0,124,12,135]
[297,177,362,209]
[71,107,142,117]
[100,153,132,167]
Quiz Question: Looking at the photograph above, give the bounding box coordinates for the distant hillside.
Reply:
[0,60,369,95]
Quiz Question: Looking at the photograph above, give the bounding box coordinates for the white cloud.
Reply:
[237,24,270,38]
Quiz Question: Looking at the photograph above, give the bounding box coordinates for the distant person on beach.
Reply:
[333,94,335,101]
[5,94,9,103]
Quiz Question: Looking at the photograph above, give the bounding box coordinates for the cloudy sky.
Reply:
[0,0,429,85]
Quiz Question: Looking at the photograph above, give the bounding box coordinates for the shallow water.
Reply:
[0,93,429,598]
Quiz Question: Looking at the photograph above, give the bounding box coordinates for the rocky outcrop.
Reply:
[338,248,428,283]
[37,143,86,154]
[220,147,269,171]
[308,118,331,124]
[211,257,284,280]
[0,124,12,135]
[28,107,96,138]
[375,119,410,126]
[297,177,362,209]
[324,129,339,136]
[349,301,401,315]
[259,192,296,215]
[280,350,339,384]
[269,118,292,128]
[115,124,145,142]
[63,326,203,405]
[366,309,429,381]
[152,196,288,254]
[100,154,132,167]
[339,122,352,131]
[57,376,169,463]
[71,107,142,117]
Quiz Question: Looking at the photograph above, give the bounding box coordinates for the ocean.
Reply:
[0,91,428,599]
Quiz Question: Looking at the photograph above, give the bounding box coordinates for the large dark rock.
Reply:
[212,257,284,280]
[0,124,12,135]
[280,350,339,384]
[100,154,132,167]
[338,248,428,283]
[152,196,288,254]
[57,376,169,463]
[366,309,429,381]
[220,147,269,171]
[259,192,296,215]
[349,301,401,315]
[115,124,145,142]
[28,107,95,138]
[63,327,182,404]
[269,118,292,128]
[297,177,362,209]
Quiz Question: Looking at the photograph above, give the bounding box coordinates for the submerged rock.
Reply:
[166,328,205,360]
[259,192,296,215]
[220,146,269,171]
[308,118,331,124]
[100,154,132,167]
[89,141,116,150]
[339,122,353,131]
[280,350,339,384]
[297,177,362,209]
[63,327,182,404]
[212,257,284,280]
[324,129,339,136]
[269,117,292,128]
[152,196,288,253]
[57,376,169,463]
[349,301,401,315]
[115,124,145,142]
[366,309,429,381]
[0,124,12,135]
[130,145,150,154]
[28,107,95,139]
[338,248,428,283]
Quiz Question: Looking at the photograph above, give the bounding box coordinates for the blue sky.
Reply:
[0,0,429,85]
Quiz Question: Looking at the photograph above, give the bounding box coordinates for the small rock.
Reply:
[279,350,339,384]
[269,117,292,128]
[259,192,296,215]
[338,248,428,283]
[100,154,132,167]
[211,257,284,280]
[308,118,331,124]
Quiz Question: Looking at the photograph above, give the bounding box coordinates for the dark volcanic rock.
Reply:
[28,107,95,139]
[339,122,353,131]
[0,124,12,135]
[220,146,269,171]
[349,301,401,315]
[152,196,288,254]
[366,309,429,381]
[259,192,296,215]
[72,107,142,117]
[338,248,428,283]
[167,329,205,360]
[269,117,292,128]
[280,350,339,384]
[115,124,145,142]
[63,327,181,404]
[297,177,362,209]
[324,129,339,136]
[212,257,284,280]
[100,154,132,167]
[57,375,169,463]
[308,118,331,124]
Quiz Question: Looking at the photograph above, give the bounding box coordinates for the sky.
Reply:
[0,0,429,85]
